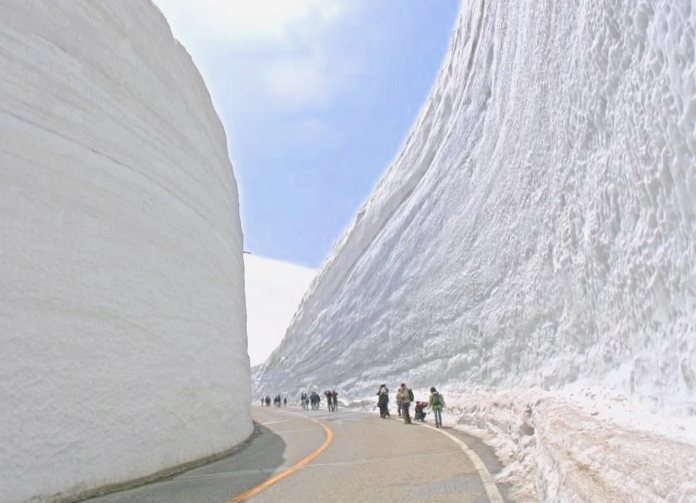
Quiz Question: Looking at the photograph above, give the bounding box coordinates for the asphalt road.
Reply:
[84,406,511,502]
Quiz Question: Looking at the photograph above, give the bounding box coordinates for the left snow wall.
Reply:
[0,1,252,502]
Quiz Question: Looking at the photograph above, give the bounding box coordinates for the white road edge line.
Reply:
[254,406,505,502]
[269,427,318,435]
[417,423,504,503]
[259,419,292,425]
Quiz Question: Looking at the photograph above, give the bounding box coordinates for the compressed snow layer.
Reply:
[0,2,251,502]
[256,0,696,415]
[447,388,696,503]
[244,255,316,366]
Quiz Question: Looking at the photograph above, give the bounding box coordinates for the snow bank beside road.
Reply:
[344,389,696,502]
[0,2,250,502]
[447,388,696,502]
[245,255,316,366]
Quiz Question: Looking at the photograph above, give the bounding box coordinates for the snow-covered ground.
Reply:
[255,0,696,500]
[0,2,250,502]
[244,255,316,366]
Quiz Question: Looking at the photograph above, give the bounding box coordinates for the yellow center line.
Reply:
[226,416,334,503]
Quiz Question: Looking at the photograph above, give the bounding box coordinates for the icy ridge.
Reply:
[0,1,251,502]
[257,0,696,417]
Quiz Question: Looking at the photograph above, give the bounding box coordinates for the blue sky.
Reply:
[154,0,460,268]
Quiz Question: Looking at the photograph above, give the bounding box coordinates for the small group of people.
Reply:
[377,383,445,428]
[260,395,287,407]
[298,390,339,411]
[300,391,323,410]
[260,384,444,428]
[324,390,339,412]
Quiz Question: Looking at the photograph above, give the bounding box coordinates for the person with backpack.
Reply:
[397,383,413,424]
[429,387,445,428]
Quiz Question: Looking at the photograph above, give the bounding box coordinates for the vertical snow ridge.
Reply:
[256,0,696,418]
[0,1,251,502]
[262,1,485,367]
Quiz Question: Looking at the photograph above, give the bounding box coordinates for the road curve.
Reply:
[83,406,511,502]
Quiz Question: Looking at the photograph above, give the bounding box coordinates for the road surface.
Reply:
[84,406,512,502]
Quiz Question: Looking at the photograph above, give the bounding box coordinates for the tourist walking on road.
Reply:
[429,387,445,428]
[377,384,390,418]
[325,390,332,411]
[331,390,339,412]
[397,383,412,424]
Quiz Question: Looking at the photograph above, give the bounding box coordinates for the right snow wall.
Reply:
[256,0,696,416]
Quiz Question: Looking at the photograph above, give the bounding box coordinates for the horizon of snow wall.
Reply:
[0,2,251,502]
[255,0,696,416]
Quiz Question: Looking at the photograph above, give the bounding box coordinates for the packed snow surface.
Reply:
[245,255,316,366]
[0,1,251,502]
[256,0,696,500]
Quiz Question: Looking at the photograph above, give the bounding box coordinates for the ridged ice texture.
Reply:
[256,0,696,416]
[0,2,251,502]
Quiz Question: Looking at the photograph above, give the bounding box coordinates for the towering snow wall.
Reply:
[0,2,251,502]
[256,0,696,416]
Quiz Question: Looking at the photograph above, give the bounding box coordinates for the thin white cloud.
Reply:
[154,0,362,115]
[263,49,334,109]
[156,0,346,44]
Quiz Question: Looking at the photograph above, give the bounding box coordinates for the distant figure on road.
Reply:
[265,396,271,407]
[377,384,390,418]
[301,392,308,409]
[396,393,403,417]
[331,390,339,412]
[397,383,412,424]
[325,390,332,411]
[283,396,287,407]
[429,387,445,428]
[414,401,428,421]
[310,391,320,410]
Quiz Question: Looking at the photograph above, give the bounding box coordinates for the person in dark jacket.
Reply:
[377,384,390,418]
